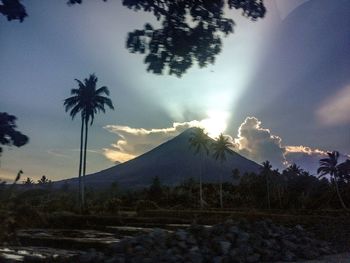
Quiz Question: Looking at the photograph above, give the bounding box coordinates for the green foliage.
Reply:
[135,200,159,215]
[104,197,122,214]
[0,210,17,245]
[148,176,163,202]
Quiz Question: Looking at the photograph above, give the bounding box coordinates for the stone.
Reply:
[281,239,298,251]
[236,231,250,243]
[213,256,223,263]
[229,226,240,234]
[101,219,334,262]
[282,250,296,262]
[177,241,187,249]
[219,241,231,255]
[294,225,304,231]
[246,253,260,263]
[175,230,187,241]
[187,251,203,263]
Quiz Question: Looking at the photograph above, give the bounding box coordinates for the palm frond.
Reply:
[96,86,110,96]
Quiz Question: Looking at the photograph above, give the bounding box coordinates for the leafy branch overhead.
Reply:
[0,0,27,22]
[122,0,266,77]
[2,0,265,77]
[0,112,29,156]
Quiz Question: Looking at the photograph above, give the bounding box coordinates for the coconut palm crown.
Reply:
[212,133,233,163]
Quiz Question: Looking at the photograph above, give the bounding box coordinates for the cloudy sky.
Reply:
[1,0,349,182]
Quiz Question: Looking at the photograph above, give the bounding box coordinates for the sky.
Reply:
[1,0,349,182]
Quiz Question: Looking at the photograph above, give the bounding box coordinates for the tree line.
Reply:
[2,155,349,214]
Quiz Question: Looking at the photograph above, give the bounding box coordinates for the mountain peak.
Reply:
[57,127,260,189]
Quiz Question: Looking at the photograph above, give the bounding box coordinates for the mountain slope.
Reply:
[58,128,260,188]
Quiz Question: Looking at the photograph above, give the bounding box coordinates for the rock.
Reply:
[229,248,238,258]
[175,230,187,241]
[142,257,153,263]
[187,235,197,246]
[229,226,239,234]
[294,224,304,232]
[282,250,296,262]
[281,239,298,251]
[102,219,334,263]
[190,246,200,252]
[219,241,231,255]
[213,256,223,263]
[187,251,203,263]
[177,241,187,249]
[149,228,165,239]
[301,246,320,259]
[246,253,260,263]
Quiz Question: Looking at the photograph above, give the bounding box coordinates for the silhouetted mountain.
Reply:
[57,128,260,189]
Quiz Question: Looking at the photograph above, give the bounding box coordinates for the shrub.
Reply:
[135,200,159,215]
[104,198,122,214]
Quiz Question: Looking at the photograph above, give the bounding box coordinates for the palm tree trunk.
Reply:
[266,173,271,209]
[78,117,84,210]
[82,119,89,210]
[199,152,203,209]
[278,186,282,209]
[334,177,347,210]
[220,162,223,209]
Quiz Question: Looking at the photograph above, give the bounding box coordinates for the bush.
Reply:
[0,210,17,245]
[135,200,159,215]
[104,198,122,214]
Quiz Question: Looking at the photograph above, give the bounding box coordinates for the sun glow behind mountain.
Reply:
[200,110,229,138]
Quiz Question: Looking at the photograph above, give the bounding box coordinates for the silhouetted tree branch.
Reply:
[0,0,27,22]
[3,0,265,77]
[122,0,266,76]
[0,112,29,157]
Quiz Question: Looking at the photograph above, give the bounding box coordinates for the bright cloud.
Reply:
[285,145,327,156]
[103,121,202,163]
[316,85,350,126]
[103,112,232,163]
[234,117,286,167]
[103,116,348,173]
[232,117,347,173]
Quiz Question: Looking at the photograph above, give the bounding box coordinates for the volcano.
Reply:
[58,128,260,188]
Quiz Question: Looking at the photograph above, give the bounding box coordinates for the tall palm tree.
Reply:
[317,151,347,210]
[189,127,210,208]
[260,161,272,209]
[64,74,114,209]
[212,133,233,208]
